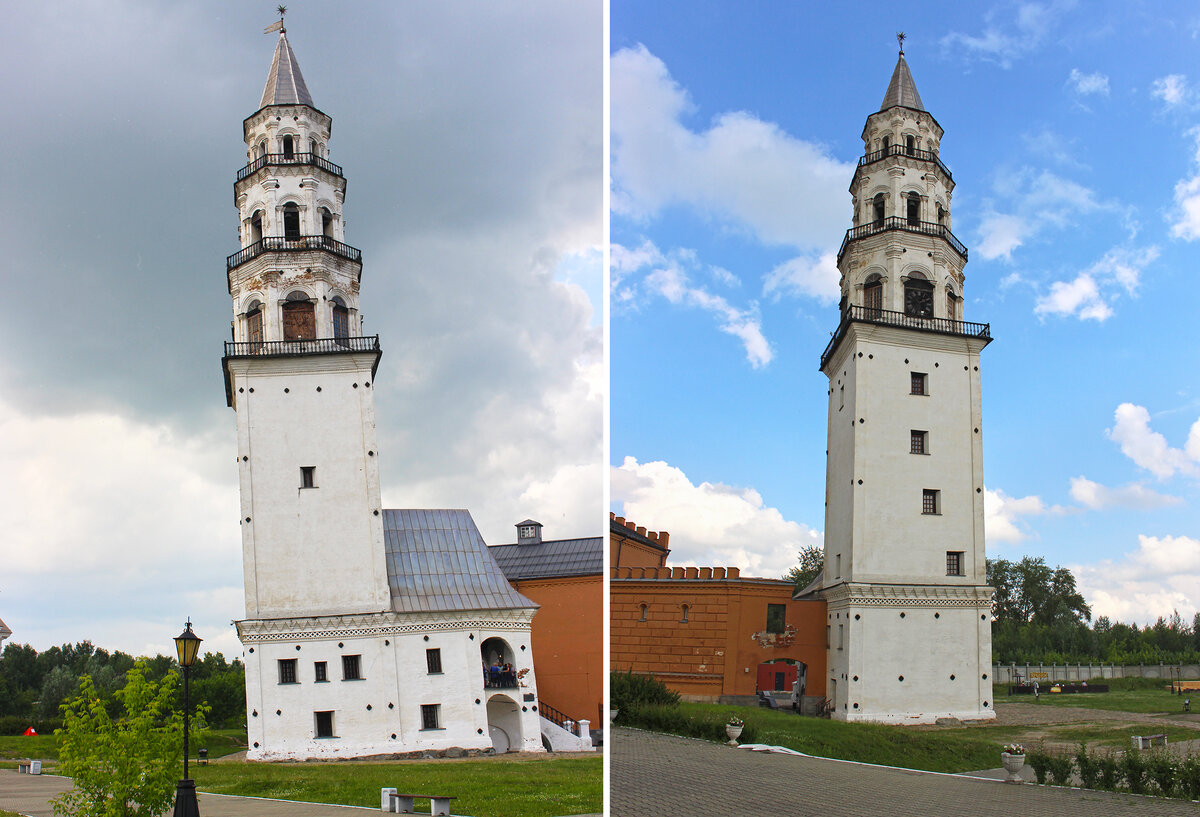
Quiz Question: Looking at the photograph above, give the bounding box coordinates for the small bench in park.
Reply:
[1132,733,1167,750]
[381,789,456,816]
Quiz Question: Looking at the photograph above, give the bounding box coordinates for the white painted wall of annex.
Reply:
[228,354,390,619]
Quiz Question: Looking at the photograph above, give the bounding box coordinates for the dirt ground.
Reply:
[983,702,1200,755]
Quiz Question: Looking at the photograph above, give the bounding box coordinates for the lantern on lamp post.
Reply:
[172,619,202,817]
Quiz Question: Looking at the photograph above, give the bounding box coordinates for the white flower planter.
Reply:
[1001,751,1025,783]
[725,724,743,746]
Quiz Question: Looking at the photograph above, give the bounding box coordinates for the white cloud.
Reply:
[1107,403,1198,480]
[1152,74,1189,107]
[1033,246,1158,321]
[1068,476,1182,510]
[611,456,822,578]
[611,44,852,254]
[613,240,773,368]
[984,488,1054,544]
[1075,535,1200,622]
[941,2,1065,68]
[1168,127,1200,240]
[977,169,1105,261]
[0,396,241,656]
[1068,68,1109,96]
[762,252,841,303]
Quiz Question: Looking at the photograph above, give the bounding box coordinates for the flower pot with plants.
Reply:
[1001,743,1026,783]
[725,716,744,746]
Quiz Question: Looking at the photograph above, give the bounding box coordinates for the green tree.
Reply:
[987,556,1089,625]
[52,660,207,817]
[37,665,79,719]
[785,545,824,590]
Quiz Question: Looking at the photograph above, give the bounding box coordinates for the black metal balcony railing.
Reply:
[858,143,953,181]
[820,305,991,369]
[226,235,362,271]
[538,699,578,733]
[236,152,343,182]
[837,216,968,264]
[224,335,379,358]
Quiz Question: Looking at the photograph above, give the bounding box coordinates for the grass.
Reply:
[667,703,1005,773]
[0,734,57,761]
[995,680,1198,715]
[1044,723,1200,747]
[191,754,602,817]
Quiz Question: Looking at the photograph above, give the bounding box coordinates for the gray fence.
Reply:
[991,663,1200,684]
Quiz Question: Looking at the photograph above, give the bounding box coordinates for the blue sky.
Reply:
[610,1,1200,625]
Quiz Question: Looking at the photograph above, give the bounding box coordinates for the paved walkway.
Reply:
[610,727,1200,816]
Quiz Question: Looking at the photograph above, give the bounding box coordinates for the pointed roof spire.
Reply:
[259,25,314,109]
[879,33,925,112]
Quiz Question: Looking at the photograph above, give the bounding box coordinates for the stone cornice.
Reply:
[823,582,993,608]
[235,608,535,643]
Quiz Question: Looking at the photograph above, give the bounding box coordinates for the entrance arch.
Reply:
[486,694,522,753]
[480,637,517,689]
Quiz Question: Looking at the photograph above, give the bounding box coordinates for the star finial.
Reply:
[265,6,287,35]
[897,31,906,55]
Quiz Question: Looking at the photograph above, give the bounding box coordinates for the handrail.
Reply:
[858,143,952,181]
[837,216,967,264]
[226,234,362,271]
[224,336,380,358]
[820,305,991,369]
[537,699,576,733]
[237,152,343,182]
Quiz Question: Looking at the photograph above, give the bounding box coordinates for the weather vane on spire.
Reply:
[264,5,287,35]
[897,31,906,55]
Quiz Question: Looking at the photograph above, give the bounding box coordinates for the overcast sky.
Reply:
[0,1,602,658]
[611,1,1200,627]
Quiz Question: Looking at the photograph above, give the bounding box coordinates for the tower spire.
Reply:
[880,36,924,112]
[258,19,313,109]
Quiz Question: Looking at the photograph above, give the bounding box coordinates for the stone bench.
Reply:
[381,788,456,815]
[1132,733,1167,750]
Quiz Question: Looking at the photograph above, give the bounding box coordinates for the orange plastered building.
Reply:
[610,515,827,704]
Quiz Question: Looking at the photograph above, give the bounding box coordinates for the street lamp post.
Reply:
[173,619,202,817]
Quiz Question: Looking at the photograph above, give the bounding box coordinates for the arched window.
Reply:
[872,193,885,227]
[638,604,647,622]
[250,210,264,243]
[321,207,334,238]
[863,274,883,315]
[331,296,350,341]
[906,194,920,226]
[310,138,319,157]
[904,275,934,318]
[246,300,263,347]
[283,203,300,240]
[282,291,315,340]
[946,290,957,322]
[680,604,690,624]
[881,134,890,152]
[937,204,946,227]
[257,139,266,160]
[906,134,916,155]
[282,134,294,159]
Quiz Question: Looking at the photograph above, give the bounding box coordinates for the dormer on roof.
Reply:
[516,520,543,546]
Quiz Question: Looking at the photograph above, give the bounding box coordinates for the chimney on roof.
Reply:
[516,520,543,546]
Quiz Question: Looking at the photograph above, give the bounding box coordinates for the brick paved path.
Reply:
[610,727,1200,816]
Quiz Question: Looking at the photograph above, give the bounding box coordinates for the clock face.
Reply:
[905,285,933,318]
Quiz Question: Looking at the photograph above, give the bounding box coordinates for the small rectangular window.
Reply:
[342,654,361,680]
[765,604,786,634]
[300,466,316,489]
[911,430,927,455]
[314,661,327,682]
[314,710,334,738]
[426,648,443,674]
[838,623,844,650]
[278,659,297,684]
[947,551,964,576]
[835,553,842,578]
[911,372,927,395]
[922,489,940,515]
[421,703,441,730]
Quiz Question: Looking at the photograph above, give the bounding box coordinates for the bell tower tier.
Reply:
[816,45,995,724]
[222,29,388,620]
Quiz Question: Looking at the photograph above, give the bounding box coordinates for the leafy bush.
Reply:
[1047,753,1073,786]
[1178,755,1200,801]
[1097,752,1120,791]
[1120,748,1147,795]
[1075,743,1099,789]
[618,702,758,744]
[1146,750,1176,797]
[1026,747,1051,785]
[610,670,680,710]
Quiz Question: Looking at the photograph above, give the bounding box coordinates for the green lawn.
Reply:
[191,755,601,817]
[0,734,57,761]
[994,682,1198,715]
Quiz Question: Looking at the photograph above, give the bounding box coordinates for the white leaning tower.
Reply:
[223,26,544,760]
[816,42,995,724]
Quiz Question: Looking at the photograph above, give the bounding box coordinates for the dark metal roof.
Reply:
[382,509,536,613]
[609,518,668,552]
[260,32,314,108]
[880,52,925,112]
[488,537,604,581]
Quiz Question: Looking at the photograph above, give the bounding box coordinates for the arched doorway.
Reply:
[486,694,522,753]
[480,637,517,689]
